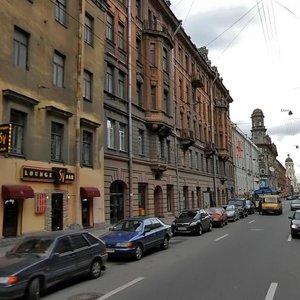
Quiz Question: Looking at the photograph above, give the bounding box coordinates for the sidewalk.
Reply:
[0,216,175,257]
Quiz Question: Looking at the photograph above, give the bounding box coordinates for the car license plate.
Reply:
[106,248,115,253]
[177,227,187,231]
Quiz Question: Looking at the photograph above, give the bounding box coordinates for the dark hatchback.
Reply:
[289,210,300,238]
[0,232,107,300]
[171,209,212,235]
[100,217,172,260]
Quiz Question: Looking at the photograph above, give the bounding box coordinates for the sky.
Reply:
[170,0,300,181]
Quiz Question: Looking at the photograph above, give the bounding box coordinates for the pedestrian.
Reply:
[258,200,262,215]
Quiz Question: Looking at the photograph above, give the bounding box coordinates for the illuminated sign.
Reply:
[0,123,12,154]
[21,166,75,183]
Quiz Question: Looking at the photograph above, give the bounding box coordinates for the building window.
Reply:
[195,152,199,169]
[162,47,168,72]
[83,70,92,101]
[119,123,126,151]
[107,119,115,149]
[138,129,144,155]
[105,64,114,94]
[84,14,93,46]
[137,81,143,107]
[55,0,66,25]
[150,43,155,66]
[159,137,165,160]
[10,110,26,155]
[82,130,93,167]
[136,38,142,61]
[167,140,171,163]
[118,72,125,99]
[13,27,29,69]
[188,149,193,168]
[106,14,114,41]
[51,122,64,161]
[136,0,141,18]
[163,89,169,114]
[53,51,65,87]
[151,85,156,109]
[167,185,173,212]
[179,79,183,99]
[118,23,125,50]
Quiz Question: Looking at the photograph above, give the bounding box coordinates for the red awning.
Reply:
[80,187,100,198]
[2,185,34,199]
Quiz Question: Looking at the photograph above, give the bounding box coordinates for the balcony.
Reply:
[204,143,215,158]
[150,162,167,180]
[180,129,195,150]
[216,148,230,161]
[191,74,204,89]
[143,21,174,48]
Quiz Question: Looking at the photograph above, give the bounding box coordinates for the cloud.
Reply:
[181,5,260,50]
[268,119,300,140]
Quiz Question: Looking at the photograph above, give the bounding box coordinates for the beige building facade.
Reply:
[0,0,108,237]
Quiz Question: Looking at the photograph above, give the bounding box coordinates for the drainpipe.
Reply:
[210,71,218,206]
[75,0,85,225]
[127,1,133,216]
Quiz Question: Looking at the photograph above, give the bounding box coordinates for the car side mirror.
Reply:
[51,252,60,258]
[109,226,116,231]
[288,216,292,219]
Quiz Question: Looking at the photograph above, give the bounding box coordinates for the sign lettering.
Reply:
[0,123,12,154]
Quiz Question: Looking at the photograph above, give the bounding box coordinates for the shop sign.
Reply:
[21,166,75,183]
[0,123,12,154]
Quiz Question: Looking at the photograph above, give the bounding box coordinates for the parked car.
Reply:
[0,232,107,300]
[289,210,300,238]
[171,209,212,235]
[245,200,256,215]
[290,198,300,211]
[227,198,248,218]
[225,205,240,222]
[205,207,228,227]
[100,217,171,261]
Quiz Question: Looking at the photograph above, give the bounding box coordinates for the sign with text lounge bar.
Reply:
[21,166,75,183]
[0,123,12,154]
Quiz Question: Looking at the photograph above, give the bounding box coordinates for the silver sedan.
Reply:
[225,205,240,222]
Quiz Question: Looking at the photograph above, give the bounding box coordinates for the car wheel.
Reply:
[208,222,213,231]
[220,221,224,228]
[89,259,102,279]
[134,244,143,260]
[26,278,40,300]
[197,225,203,236]
[160,236,169,250]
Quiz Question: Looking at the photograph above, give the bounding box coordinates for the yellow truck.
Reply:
[261,195,283,215]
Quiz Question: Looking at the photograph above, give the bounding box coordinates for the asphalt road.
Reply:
[39,201,299,300]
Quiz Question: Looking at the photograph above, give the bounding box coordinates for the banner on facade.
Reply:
[0,123,12,154]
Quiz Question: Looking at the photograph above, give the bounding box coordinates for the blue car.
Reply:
[100,217,172,260]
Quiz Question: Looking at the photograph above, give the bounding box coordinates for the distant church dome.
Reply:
[251,108,264,117]
[285,154,293,163]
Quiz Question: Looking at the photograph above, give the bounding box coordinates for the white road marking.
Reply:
[250,228,264,231]
[288,234,292,242]
[214,234,229,241]
[265,282,278,300]
[97,277,145,300]
[248,220,255,224]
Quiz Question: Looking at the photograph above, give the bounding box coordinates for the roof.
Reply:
[251,108,264,117]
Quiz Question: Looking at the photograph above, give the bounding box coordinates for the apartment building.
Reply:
[103,0,234,224]
[0,0,108,237]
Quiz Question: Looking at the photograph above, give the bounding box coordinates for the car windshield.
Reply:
[11,238,54,255]
[264,198,278,203]
[206,208,219,214]
[229,200,244,206]
[226,205,235,211]
[294,212,300,220]
[178,211,197,219]
[291,199,300,204]
[112,220,143,232]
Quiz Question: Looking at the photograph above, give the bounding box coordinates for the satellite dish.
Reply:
[269,166,275,172]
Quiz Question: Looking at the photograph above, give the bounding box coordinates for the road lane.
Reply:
[43,200,300,300]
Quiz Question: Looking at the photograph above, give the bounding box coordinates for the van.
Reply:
[261,195,283,215]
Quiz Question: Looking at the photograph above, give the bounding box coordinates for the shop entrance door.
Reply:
[110,181,124,225]
[3,199,19,237]
[82,198,91,228]
[51,194,63,231]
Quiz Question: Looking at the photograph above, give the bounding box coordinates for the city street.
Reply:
[37,200,299,300]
